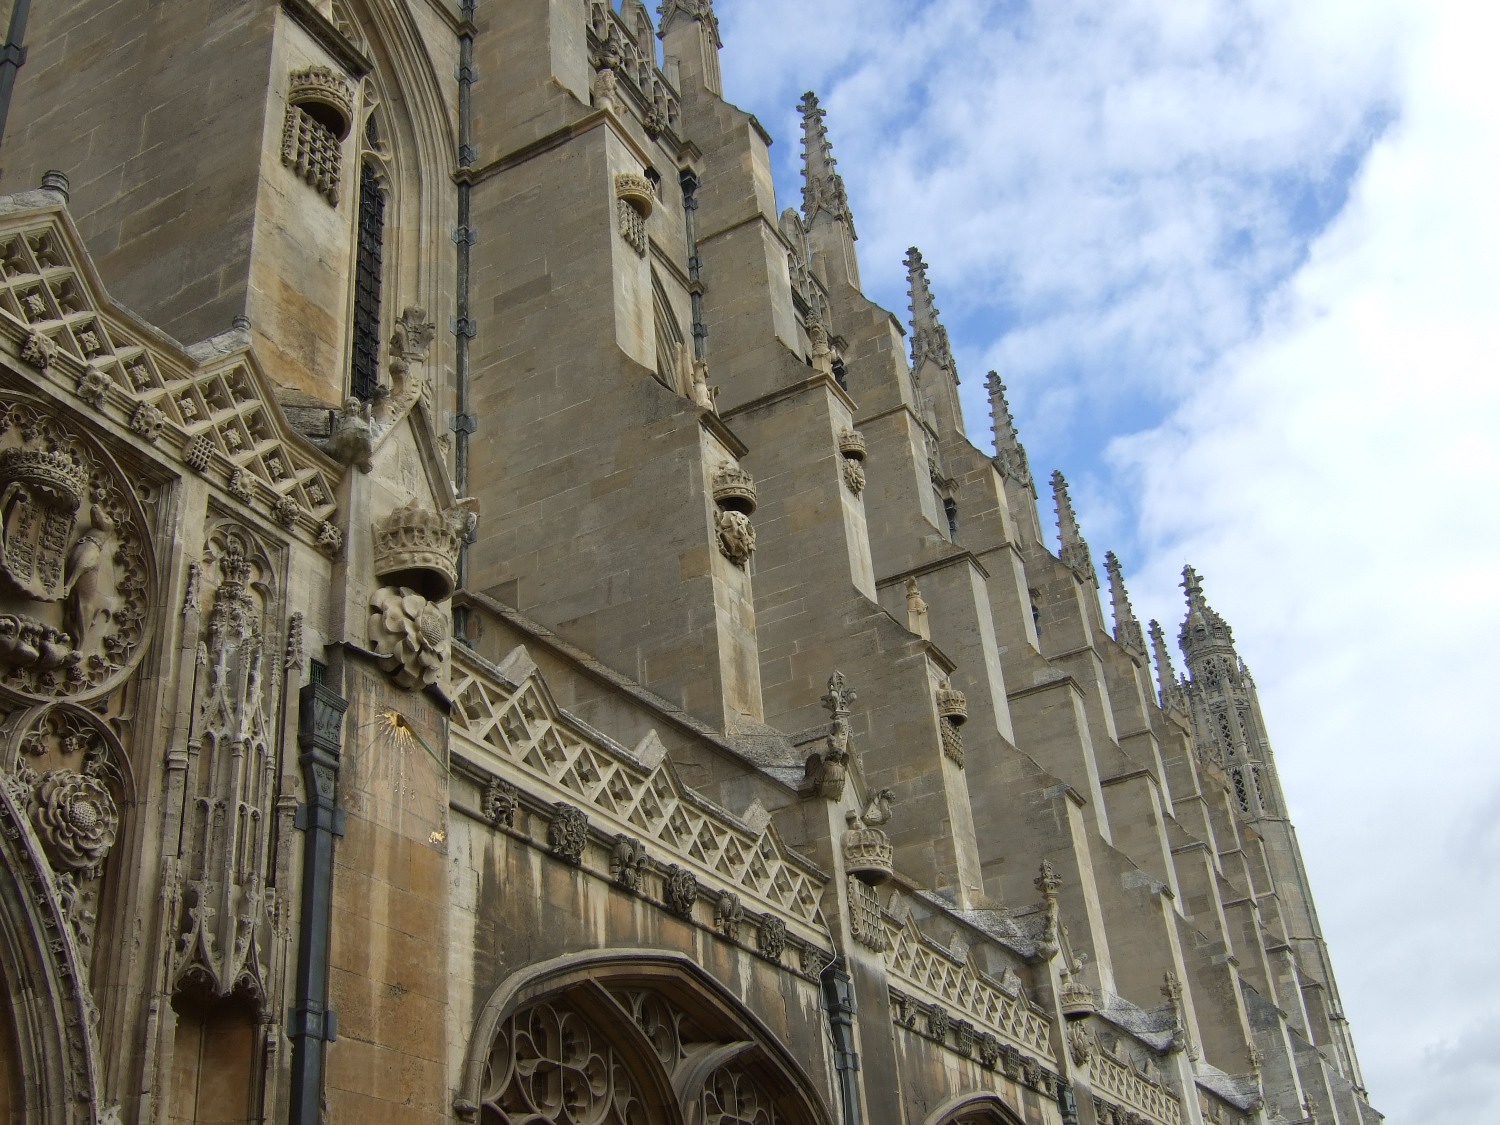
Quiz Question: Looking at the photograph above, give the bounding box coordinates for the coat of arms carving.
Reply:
[0,396,153,701]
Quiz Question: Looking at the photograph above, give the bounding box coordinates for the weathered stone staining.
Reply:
[0,1,1377,1123]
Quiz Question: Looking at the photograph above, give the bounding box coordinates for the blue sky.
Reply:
[710,2,1500,1122]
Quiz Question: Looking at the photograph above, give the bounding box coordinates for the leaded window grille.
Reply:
[351,162,385,402]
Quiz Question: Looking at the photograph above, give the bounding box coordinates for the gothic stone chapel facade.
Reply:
[0,2,1380,1124]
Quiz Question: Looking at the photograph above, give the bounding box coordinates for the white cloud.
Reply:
[720,0,1499,1119]
[1115,6,1500,1119]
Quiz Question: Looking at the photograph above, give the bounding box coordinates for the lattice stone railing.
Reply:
[584,0,682,135]
[882,915,1054,1058]
[0,216,339,538]
[449,648,828,938]
[1092,1050,1184,1125]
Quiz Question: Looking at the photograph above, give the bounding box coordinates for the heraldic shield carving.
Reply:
[0,394,153,702]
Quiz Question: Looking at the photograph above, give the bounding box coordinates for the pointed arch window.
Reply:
[350,160,386,401]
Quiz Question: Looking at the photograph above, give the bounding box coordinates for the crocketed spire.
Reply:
[1148,619,1185,711]
[986,371,1033,488]
[1104,551,1145,654]
[799,91,856,235]
[904,246,955,376]
[1050,470,1096,584]
[1178,565,1238,672]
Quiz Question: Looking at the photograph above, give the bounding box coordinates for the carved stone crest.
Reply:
[714,891,743,939]
[0,397,153,703]
[927,1004,950,1041]
[611,833,647,890]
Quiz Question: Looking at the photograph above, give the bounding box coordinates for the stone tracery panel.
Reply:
[479,997,652,1125]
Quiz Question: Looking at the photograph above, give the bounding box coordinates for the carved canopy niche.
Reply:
[458,951,834,1125]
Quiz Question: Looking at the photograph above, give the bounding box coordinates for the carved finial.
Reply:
[1148,619,1185,711]
[986,371,1033,488]
[904,247,955,377]
[799,91,856,236]
[821,670,857,717]
[1103,551,1146,654]
[904,576,929,638]
[1035,860,1062,959]
[1049,471,1096,584]
[1035,859,1062,900]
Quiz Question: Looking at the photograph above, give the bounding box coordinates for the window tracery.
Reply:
[463,958,831,1125]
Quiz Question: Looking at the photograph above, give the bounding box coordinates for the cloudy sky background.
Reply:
[714,1,1500,1121]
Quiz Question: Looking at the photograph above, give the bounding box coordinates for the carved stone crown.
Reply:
[373,500,464,601]
[936,681,968,725]
[614,172,654,217]
[837,428,866,461]
[289,66,353,136]
[0,447,90,511]
[1060,977,1097,1019]
[843,826,893,885]
[711,464,756,514]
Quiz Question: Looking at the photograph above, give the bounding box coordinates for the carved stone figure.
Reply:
[369,586,450,689]
[324,396,375,473]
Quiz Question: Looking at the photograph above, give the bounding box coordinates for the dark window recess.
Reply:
[943,497,959,540]
[351,162,386,401]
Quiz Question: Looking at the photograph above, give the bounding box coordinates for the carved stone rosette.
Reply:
[369,586,450,689]
[3,703,128,963]
[0,395,154,703]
